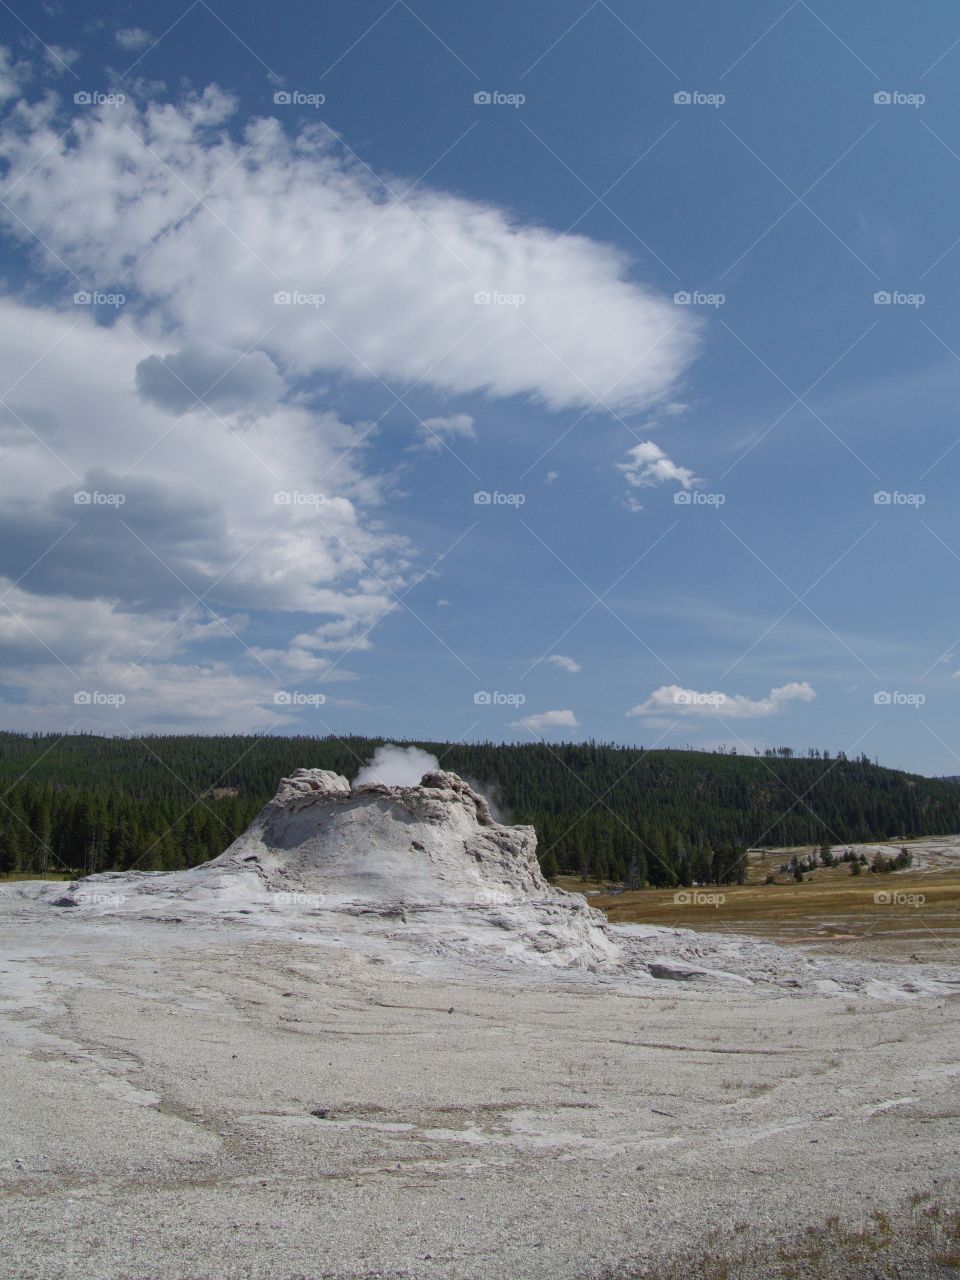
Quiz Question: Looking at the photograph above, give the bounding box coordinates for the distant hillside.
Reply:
[1,732,958,887]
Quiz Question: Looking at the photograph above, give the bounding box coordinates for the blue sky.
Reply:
[1,0,960,773]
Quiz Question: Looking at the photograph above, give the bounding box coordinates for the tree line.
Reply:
[1,732,958,887]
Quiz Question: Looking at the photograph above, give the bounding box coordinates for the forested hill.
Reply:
[1,732,958,887]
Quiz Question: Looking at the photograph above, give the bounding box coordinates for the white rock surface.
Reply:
[9,768,960,998]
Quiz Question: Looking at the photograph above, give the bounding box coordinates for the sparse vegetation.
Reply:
[602,1197,960,1278]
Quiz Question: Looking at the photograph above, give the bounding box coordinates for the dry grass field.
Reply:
[562,836,960,962]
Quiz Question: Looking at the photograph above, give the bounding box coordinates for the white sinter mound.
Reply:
[23,769,620,973]
[12,768,960,996]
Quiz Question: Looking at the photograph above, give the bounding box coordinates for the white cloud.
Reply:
[44,44,80,73]
[134,340,284,414]
[0,299,409,612]
[114,28,154,50]
[0,65,705,731]
[545,654,581,673]
[618,440,700,494]
[627,682,816,719]
[0,46,29,104]
[0,83,698,413]
[0,296,411,726]
[414,412,476,454]
[512,708,581,735]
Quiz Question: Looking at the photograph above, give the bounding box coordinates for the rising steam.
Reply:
[353,744,441,787]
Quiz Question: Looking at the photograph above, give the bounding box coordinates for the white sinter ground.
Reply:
[2,769,959,1278]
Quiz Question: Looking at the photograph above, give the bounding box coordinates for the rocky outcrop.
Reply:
[189,768,622,970]
[272,768,351,808]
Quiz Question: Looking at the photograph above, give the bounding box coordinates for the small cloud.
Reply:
[512,708,580,735]
[628,682,816,720]
[436,598,450,608]
[0,47,30,105]
[618,440,700,492]
[545,654,580,673]
[135,341,284,415]
[44,44,80,72]
[414,412,476,454]
[114,28,155,50]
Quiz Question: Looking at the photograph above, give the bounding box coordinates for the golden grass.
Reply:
[558,869,960,945]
